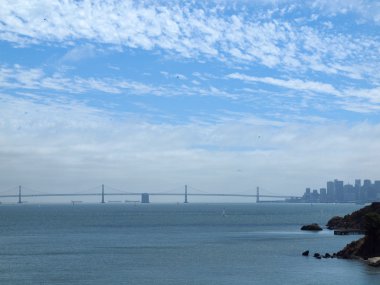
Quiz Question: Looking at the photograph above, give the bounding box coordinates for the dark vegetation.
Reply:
[327,202,380,259]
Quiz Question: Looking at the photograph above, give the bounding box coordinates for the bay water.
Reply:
[0,203,379,284]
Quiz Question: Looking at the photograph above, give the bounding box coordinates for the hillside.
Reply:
[327,202,380,230]
[326,202,380,259]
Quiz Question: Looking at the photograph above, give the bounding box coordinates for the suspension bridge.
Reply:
[0,185,300,204]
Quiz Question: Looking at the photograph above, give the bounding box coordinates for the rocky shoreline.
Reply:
[328,202,380,260]
[302,202,380,266]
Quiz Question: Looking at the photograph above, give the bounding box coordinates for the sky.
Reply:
[1,0,380,201]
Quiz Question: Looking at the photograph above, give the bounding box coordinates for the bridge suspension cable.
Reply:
[187,185,209,194]
[105,185,131,194]
[21,186,53,195]
[164,186,183,194]
[0,186,19,195]
[238,188,260,195]
[259,187,279,196]
[72,185,103,194]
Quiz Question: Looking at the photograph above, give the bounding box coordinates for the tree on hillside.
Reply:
[363,212,380,257]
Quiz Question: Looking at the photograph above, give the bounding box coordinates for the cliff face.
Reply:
[327,203,380,259]
[337,224,380,259]
[356,212,380,258]
[326,202,380,230]
[337,238,365,259]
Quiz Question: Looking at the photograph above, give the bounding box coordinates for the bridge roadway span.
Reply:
[0,192,296,199]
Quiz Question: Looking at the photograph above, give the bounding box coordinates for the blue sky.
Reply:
[1,0,380,200]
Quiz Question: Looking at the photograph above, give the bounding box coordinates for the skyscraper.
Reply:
[303,188,311,203]
[319,188,327,203]
[343,184,355,202]
[355,179,361,202]
[362,179,371,203]
[334,179,344,203]
[327,181,334,203]
[374,181,380,201]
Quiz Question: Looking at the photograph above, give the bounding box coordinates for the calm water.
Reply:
[0,203,379,285]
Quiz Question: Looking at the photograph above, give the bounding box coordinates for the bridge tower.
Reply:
[184,185,188,203]
[256,186,260,203]
[141,193,150,203]
[18,185,22,204]
[101,184,105,203]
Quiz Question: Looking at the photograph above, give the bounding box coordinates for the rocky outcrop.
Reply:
[367,257,380,267]
[301,223,322,231]
[326,216,344,230]
[331,203,380,260]
[323,253,331,258]
[336,238,365,259]
[326,202,380,230]
[302,250,336,259]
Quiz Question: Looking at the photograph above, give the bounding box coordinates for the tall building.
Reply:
[299,178,380,204]
[374,181,380,201]
[320,188,327,203]
[303,188,311,203]
[367,180,377,201]
[334,179,344,203]
[343,184,355,202]
[311,190,319,203]
[362,179,371,202]
[326,181,334,203]
[355,179,361,202]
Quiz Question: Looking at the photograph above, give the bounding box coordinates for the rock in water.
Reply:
[302,250,309,256]
[301,223,323,231]
[323,253,331,258]
[367,257,380,267]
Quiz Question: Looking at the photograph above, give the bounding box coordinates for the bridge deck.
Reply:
[0,192,298,199]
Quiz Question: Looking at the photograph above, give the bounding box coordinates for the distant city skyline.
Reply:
[300,178,380,204]
[1,1,380,197]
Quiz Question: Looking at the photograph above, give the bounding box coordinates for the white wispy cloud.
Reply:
[227,73,340,95]
[1,93,380,195]
[0,64,163,96]
[1,0,379,81]
[228,72,380,112]
[0,64,244,100]
[345,86,380,104]
[311,0,380,24]
[2,64,380,114]
[160,71,187,80]
[2,0,380,199]
[60,44,97,62]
